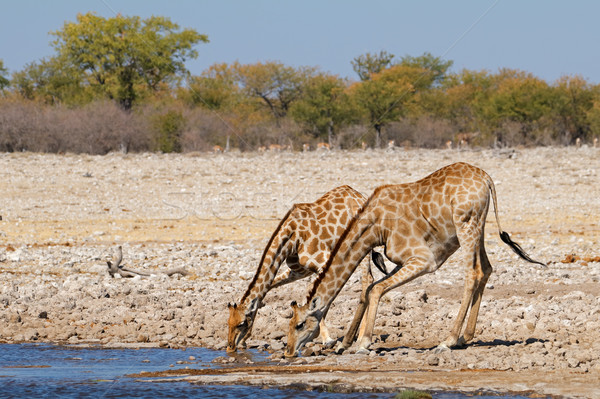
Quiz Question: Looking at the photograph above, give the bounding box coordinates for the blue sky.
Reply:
[2,0,599,83]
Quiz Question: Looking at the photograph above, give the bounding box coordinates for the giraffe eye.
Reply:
[295,321,305,330]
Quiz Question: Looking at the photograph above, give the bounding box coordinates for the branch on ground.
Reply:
[106,245,189,278]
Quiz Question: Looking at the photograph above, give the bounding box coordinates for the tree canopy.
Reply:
[2,15,600,153]
[351,50,395,81]
[50,12,207,109]
[290,72,356,143]
[398,52,453,86]
[0,60,9,92]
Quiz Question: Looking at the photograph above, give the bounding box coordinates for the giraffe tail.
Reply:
[370,250,389,275]
[488,178,546,267]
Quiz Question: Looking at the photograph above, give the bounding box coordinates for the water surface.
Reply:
[0,344,545,398]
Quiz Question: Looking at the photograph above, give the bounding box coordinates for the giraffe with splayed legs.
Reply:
[227,185,388,352]
[286,162,545,357]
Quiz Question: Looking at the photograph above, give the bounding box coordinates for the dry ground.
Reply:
[0,147,599,398]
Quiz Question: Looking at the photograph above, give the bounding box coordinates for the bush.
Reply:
[181,107,233,152]
[386,116,454,148]
[335,124,371,149]
[0,99,151,153]
[151,110,185,153]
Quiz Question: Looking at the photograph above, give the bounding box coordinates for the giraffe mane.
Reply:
[240,207,294,303]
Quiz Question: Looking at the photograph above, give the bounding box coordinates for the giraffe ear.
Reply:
[309,297,320,311]
[290,300,297,308]
[309,298,324,319]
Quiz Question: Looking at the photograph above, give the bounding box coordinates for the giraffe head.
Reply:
[226,298,259,353]
[284,298,323,357]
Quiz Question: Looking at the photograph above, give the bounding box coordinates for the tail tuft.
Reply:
[371,250,389,275]
[500,231,546,267]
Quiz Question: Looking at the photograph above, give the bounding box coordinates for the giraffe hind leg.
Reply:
[436,218,487,352]
[463,243,493,342]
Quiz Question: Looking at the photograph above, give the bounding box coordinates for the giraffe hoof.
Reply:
[322,339,336,349]
[355,347,370,355]
[333,342,345,355]
[433,343,450,354]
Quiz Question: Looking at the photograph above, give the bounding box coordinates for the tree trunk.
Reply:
[375,125,382,149]
[327,120,334,146]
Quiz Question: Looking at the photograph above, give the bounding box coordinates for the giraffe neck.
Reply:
[240,210,294,305]
[307,216,378,312]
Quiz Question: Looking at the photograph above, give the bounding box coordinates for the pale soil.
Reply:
[0,147,599,398]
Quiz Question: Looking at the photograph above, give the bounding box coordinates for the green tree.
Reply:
[399,52,453,87]
[51,12,207,110]
[349,65,427,147]
[351,50,395,81]
[234,61,315,123]
[184,63,240,110]
[0,59,9,92]
[480,69,553,145]
[11,57,87,104]
[420,69,496,138]
[152,109,185,152]
[290,73,356,144]
[551,75,597,144]
[586,99,600,141]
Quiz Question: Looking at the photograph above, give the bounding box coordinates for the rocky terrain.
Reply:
[0,147,599,398]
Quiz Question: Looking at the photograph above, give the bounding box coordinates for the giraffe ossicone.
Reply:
[286,162,545,357]
[226,185,388,352]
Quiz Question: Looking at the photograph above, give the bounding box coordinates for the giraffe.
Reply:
[285,162,545,357]
[227,185,388,352]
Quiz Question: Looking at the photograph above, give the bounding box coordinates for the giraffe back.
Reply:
[366,162,492,259]
[288,185,367,271]
[239,185,367,303]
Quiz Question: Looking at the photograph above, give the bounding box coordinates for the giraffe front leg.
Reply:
[338,262,374,353]
[354,282,384,353]
[356,253,431,353]
[318,319,336,348]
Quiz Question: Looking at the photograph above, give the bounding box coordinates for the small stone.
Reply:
[137,334,149,343]
[270,341,285,351]
[426,354,440,366]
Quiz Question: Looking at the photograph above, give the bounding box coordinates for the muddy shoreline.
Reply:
[1,147,599,398]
